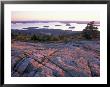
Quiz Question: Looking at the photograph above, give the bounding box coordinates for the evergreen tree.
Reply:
[83,21,99,40]
[31,34,37,41]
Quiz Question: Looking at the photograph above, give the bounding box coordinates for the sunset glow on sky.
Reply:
[10,4,102,22]
[11,11,100,21]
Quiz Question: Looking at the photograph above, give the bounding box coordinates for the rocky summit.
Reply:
[11,41,100,77]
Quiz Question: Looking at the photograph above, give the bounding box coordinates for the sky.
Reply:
[11,11,100,21]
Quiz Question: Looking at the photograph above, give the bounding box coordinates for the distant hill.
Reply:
[11,28,82,36]
[11,20,100,24]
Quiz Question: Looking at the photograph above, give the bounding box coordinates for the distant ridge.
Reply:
[11,20,100,24]
[11,28,82,36]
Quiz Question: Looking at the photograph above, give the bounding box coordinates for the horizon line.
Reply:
[11,20,100,22]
